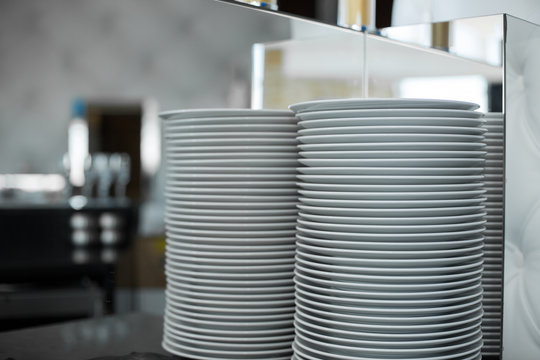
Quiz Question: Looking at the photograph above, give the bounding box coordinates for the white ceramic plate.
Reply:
[166,267,294,282]
[166,284,293,301]
[298,125,486,136]
[294,283,483,308]
[166,212,297,224]
[298,189,486,200]
[160,108,293,120]
[163,115,297,127]
[166,198,298,210]
[296,224,485,241]
[297,181,484,192]
[166,186,297,196]
[165,123,297,132]
[298,133,484,144]
[297,166,484,176]
[165,131,298,141]
[293,326,482,358]
[295,289,482,317]
[166,137,297,146]
[166,241,296,255]
[166,251,294,266]
[168,151,298,161]
[166,192,297,203]
[166,298,295,317]
[167,158,298,167]
[166,230,295,245]
[296,108,483,121]
[166,218,296,231]
[295,249,483,269]
[299,158,484,167]
[166,144,298,154]
[299,196,486,209]
[298,117,484,128]
[297,173,484,185]
[299,141,485,151]
[165,272,293,288]
[295,233,484,252]
[166,226,296,239]
[166,172,297,181]
[166,205,298,217]
[289,98,479,112]
[297,216,486,234]
[167,165,297,174]
[299,149,486,159]
[297,203,485,217]
[297,211,486,226]
[166,179,297,188]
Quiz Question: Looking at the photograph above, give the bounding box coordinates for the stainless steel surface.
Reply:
[0,313,167,360]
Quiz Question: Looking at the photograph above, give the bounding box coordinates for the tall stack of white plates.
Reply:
[160,109,299,360]
[481,112,504,357]
[289,98,487,360]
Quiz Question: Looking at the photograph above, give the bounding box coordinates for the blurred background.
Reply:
[0,0,538,331]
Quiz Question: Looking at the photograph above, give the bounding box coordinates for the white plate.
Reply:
[298,166,484,176]
[166,267,293,282]
[160,108,293,120]
[166,186,297,196]
[298,181,484,192]
[166,137,297,146]
[296,233,484,252]
[166,198,298,210]
[163,336,292,360]
[166,206,297,217]
[299,150,486,159]
[166,226,296,239]
[166,192,297,203]
[166,241,296,255]
[167,158,298,167]
[166,218,296,231]
[167,251,294,266]
[299,141,485,151]
[166,259,294,273]
[167,284,293,301]
[298,125,486,136]
[297,216,486,234]
[299,158,484,168]
[298,189,486,200]
[295,283,483,309]
[295,300,482,327]
[298,133,484,144]
[299,196,486,208]
[165,321,293,350]
[165,316,293,338]
[295,279,483,303]
[297,203,484,217]
[298,157,485,167]
[166,179,297,189]
[290,98,479,113]
[296,108,483,121]
[166,315,294,343]
[165,123,297,132]
[297,173,484,184]
[165,131,298,141]
[166,298,295,317]
[166,231,295,245]
[165,272,293,288]
[167,165,297,174]
[298,117,484,129]
[166,212,297,224]
[296,224,485,242]
[167,172,297,181]
[168,151,298,161]
[167,277,294,295]
[293,327,482,358]
[295,289,482,317]
[166,144,298,154]
[296,249,483,269]
[298,211,486,226]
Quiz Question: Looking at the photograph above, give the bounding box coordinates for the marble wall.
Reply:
[0,0,290,174]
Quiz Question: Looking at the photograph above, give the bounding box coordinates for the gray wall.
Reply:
[0,0,290,174]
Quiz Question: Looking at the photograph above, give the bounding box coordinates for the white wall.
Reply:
[0,0,290,174]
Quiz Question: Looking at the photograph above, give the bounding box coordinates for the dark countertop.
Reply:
[0,313,171,360]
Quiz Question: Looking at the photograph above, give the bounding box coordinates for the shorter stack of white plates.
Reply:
[290,98,487,360]
[160,109,299,360]
[481,112,504,357]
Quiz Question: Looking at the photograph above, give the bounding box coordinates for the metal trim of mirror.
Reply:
[215,0,503,68]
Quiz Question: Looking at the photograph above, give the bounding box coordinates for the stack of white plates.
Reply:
[289,98,487,360]
[481,112,504,357]
[160,109,299,360]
